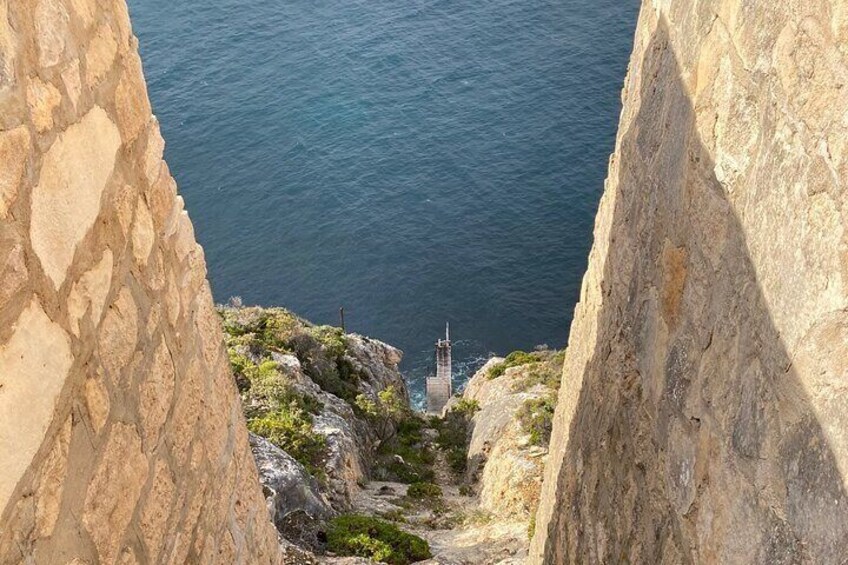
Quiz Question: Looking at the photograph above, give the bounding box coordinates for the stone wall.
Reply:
[531,0,848,562]
[0,0,282,562]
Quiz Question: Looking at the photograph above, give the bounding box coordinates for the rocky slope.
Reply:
[218,305,412,547]
[461,352,561,523]
[531,1,848,563]
[221,303,563,564]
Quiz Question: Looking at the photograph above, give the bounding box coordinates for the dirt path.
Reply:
[347,424,529,565]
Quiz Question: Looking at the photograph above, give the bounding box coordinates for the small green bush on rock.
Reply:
[326,515,432,565]
[248,404,327,475]
[406,482,443,500]
[487,350,538,379]
[517,395,556,447]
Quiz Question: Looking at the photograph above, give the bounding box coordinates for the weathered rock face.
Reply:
[532,1,848,563]
[463,358,548,521]
[250,433,334,551]
[220,306,410,513]
[0,1,281,562]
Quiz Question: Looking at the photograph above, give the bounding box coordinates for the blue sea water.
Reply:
[128,0,640,404]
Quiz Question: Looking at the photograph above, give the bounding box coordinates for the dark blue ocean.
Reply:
[128,0,640,404]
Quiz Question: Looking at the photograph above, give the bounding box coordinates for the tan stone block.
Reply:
[112,184,136,237]
[145,250,167,291]
[114,51,151,143]
[34,0,70,68]
[0,126,31,218]
[139,338,175,448]
[148,168,177,234]
[0,240,27,310]
[110,0,134,51]
[168,474,207,565]
[0,3,17,92]
[97,286,138,384]
[165,270,180,328]
[35,416,71,538]
[31,106,121,288]
[194,284,224,367]
[27,77,62,132]
[131,197,155,266]
[143,119,165,184]
[69,0,96,29]
[84,369,110,434]
[172,211,197,260]
[85,24,118,86]
[167,361,203,467]
[117,547,139,565]
[217,531,237,564]
[0,299,73,512]
[83,423,148,563]
[163,195,185,238]
[61,60,82,110]
[139,459,176,561]
[145,301,162,337]
[67,249,113,336]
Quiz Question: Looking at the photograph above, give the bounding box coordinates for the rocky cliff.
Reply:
[531,0,848,563]
[0,1,281,562]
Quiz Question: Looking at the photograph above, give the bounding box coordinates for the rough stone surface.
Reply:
[83,423,148,562]
[30,106,121,288]
[34,416,72,538]
[462,359,547,521]
[250,433,334,550]
[84,371,110,434]
[97,285,138,384]
[139,459,176,562]
[67,249,113,336]
[531,2,848,563]
[0,299,72,512]
[27,76,62,132]
[0,127,30,218]
[34,0,70,68]
[85,24,118,86]
[131,196,154,265]
[0,1,282,562]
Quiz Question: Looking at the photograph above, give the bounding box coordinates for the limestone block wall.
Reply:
[531,0,848,562]
[0,0,282,562]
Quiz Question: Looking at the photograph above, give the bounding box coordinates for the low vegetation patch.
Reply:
[375,414,436,484]
[511,349,566,392]
[517,394,557,447]
[432,401,478,476]
[406,482,443,500]
[227,344,327,475]
[487,350,538,379]
[221,306,364,404]
[326,515,432,565]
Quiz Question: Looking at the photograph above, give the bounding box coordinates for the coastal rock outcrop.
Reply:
[250,433,334,550]
[531,1,848,563]
[219,305,411,527]
[462,355,558,521]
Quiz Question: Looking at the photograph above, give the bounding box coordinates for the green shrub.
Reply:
[487,350,538,380]
[452,398,480,417]
[326,515,431,565]
[517,395,557,447]
[528,513,537,539]
[511,349,565,392]
[248,404,326,474]
[407,482,442,500]
[433,406,475,476]
[375,414,435,484]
